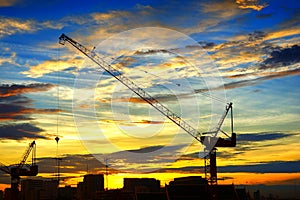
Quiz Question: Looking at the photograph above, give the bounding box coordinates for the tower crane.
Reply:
[0,141,38,200]
[59,34,236,199]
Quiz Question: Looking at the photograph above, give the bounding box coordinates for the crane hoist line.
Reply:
[58,34,236,191]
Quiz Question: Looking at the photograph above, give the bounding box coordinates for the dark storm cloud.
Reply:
[36,154,105,174]
[219,160,300,173]
[0,92,60,121]
[0,175,10,184]
[0,123,47,140]
[128,145,164,153]
[37,154,300,175]
[177,132,295,161]
[0,83,60,141]
[157,160,300,174]
[261,45,300,69]
[0,95,32,104]
[0,83,54,97]
[237,132,292,142]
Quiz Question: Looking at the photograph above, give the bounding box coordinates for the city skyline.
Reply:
[0,0,299,197]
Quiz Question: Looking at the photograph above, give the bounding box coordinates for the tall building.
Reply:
[76,174,104,200]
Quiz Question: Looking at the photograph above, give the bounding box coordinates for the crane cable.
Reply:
[132,66,228,104]
[56,43,61,183]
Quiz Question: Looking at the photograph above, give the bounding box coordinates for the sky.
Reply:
[0,0,300,197]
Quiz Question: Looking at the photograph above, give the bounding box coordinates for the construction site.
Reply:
[1,29,298,200]
[1,1,300,200]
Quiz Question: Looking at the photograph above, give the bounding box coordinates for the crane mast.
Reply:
[59,34,236,200]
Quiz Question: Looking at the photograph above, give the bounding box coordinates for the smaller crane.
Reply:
[0,141,38,200]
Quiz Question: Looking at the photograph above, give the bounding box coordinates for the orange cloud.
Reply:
[265,27,300,41]
[0,107,61,121]
[235,0,267,11]
[99,96,156,104]
[133,120,165,125]
[0,0,18,7]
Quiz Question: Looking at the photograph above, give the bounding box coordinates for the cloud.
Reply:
[101,118,166,126]
[157,160,300,174]
[237,132,293,142]
[201,1,242,18]
[22,58,84,78]
[265,27,300,41]
[0,50,17,66]
[0,102,60,121]
[0,0,19,7]
[226,65,300,85]
[128,145,164,153]
[0,17,63,38]
[0,83,54,97]
[223,68,300,88]
[262,45,300,68]
[219,161,300,173]
[133,120,165,125]
[204,30,300,87]
[0,83,60,140]
[89,29,299,104]
[181,0,246,35]
[36,154,106,174]
[0,18,34,37]
[105,96,156,104]
[235,0,268,11]
[0,123,47,140]
[92,11,132,22]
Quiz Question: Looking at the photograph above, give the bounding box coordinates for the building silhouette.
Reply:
[1,174,255,200]
[166,176,209,200]
[20,179,58,200]
[76,174,104,200]
[57,185,76,200]
[254,190,261,200]
[123,178,160,193]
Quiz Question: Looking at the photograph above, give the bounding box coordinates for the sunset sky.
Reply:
[0,0,299,197]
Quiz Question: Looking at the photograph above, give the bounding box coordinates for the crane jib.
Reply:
[59,33,203,142]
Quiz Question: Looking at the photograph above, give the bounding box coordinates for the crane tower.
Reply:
[59,33,236,200]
